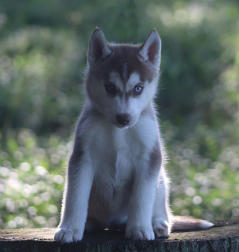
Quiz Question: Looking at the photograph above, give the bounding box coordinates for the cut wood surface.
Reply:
[0,220,238,251]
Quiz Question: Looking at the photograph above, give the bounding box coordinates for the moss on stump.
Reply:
[0,221,238,252]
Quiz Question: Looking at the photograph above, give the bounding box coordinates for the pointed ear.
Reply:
[138,29,161,68]
[88,28,112,65]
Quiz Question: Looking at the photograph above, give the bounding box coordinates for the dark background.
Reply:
[0,0,239,228]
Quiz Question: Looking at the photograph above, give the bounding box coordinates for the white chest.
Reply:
[89,126,135,186]
[86,115,159,220]
[87,115,159,185]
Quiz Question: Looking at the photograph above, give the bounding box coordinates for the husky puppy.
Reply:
[54,28,213,243]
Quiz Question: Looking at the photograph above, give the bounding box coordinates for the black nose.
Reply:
[116,113,130,126]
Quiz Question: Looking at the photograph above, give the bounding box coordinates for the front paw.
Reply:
[125,224,155,240]
[54,227,83,243]
[152,218,171,238]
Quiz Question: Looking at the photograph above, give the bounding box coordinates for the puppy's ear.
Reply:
[88,28,112,65]
[138,29,161,68]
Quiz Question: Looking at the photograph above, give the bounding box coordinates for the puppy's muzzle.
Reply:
[116,113,131,127]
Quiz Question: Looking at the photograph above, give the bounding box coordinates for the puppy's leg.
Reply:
[54,151,94,243]
[125,161,157,240]
[152,169,172,238]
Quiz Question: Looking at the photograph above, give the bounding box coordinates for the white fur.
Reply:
[126,72,141,92]
[199,220,214,229]
[54,157,94,242]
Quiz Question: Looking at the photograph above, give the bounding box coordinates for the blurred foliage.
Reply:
[0,130,67,227]
[0,0,239,228]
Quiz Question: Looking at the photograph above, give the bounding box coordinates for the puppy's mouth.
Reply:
[114,121,137,129]
[116,124,129,129]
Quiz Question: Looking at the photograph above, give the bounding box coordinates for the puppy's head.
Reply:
[86,28,161,128]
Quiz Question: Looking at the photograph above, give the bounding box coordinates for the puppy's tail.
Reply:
[172,216,214,231]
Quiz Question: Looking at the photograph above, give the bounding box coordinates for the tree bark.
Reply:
[0,221,238,252]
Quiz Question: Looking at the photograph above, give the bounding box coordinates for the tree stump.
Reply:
[0,221,238,251]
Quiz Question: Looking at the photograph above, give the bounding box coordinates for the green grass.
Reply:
[0,130,67,228]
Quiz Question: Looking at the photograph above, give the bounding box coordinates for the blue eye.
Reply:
[134,84,144,95]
